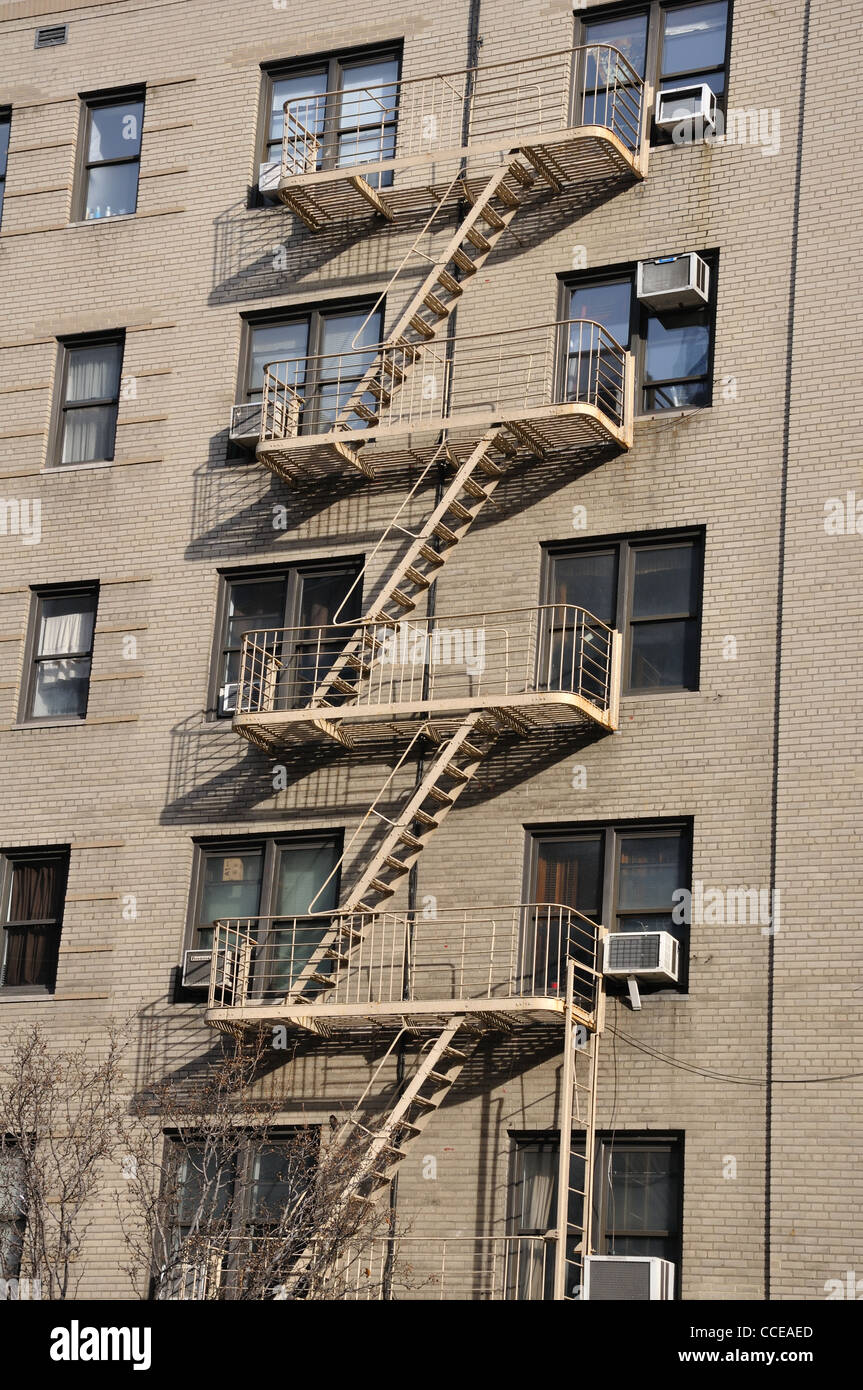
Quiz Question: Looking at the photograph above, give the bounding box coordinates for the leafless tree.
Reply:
[119,1030,403,1301]
[0,1023,126,1299]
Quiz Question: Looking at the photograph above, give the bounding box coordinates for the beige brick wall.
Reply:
[0,0,858,1300]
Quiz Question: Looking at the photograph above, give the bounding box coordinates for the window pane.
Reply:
[632,545,698,619]
[320,308,382,369]
[250,1142,314,1226]
[225,579,286,647]
[61,404,117,464]
[0,120,9,178]
[661,2,728,77]
[0,1148,25,1220]
[37,593,96,657]
[200,851,264,924]
[3,925,58,989]
[338,59,399,129]
[31,658,92,718]
[569,281,631,347]
[549,550,617,624]
[605,1146,677,1233]
[87,100,143,162]
[84,160,140,218]
[248,321,309,396]
[336,127,396,174]
[630,617,697,688]
[533,836,603,919]
[299,569,359,628]
[646,379,710,411]
[7,859,60,922]
[65,343,122,404]
[617,834,687,913]
[271,72,327,146]
[644,311,709,384]
[583,14,648,78]
[274,839,340,915]
[176,1145,234,1226]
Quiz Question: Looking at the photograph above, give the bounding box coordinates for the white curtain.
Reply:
[38,602,94,658]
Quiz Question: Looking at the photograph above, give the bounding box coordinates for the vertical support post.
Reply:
[553,959,576,1300]
[607,628,623,730]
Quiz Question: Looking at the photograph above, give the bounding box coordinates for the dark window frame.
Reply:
[20,582,99,724]
[0,846,70,996]
[560,257,718,415]
[161,1126,320,1296]
[255,42,403,202]
[52,330,125,467]
[0,109,10,230]
[75,85,145,222]
[576,0,733,141]
[208,557,363,719]
[0,1136,27,1280]
[232,297,384,456]
[543,528,705,694]
[525,818,693,989]
[184,832,345,954]
[508,1130,684,1296]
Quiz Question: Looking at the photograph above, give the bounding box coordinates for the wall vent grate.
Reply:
[35,24,68,49]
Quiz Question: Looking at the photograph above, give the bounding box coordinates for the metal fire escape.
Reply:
[207,42,648,1300]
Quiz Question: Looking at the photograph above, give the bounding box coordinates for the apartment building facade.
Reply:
[0,0,860,1301]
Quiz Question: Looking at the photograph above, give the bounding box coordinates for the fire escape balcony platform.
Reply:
[271,43,646,230]
[204,904,605,1038]
[231,604,622,753]
[255,318,633,484]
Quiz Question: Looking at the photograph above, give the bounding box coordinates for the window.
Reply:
[580,2,730,133]
[529,821,691,972]
[24,585,98,721]
[545,533,703,692]
[79,89,144,219]
[261,48,400,194]
[0,111,10,228]
[0,848,70,994]
[237,302,383,444]
[212,560,361,717]
[188,834,342,952]
[566,263,716,412]
[55,333,124,465]
[166,1130,317,1296]
[510,1133,683,1297]
[0,1140,26,1280]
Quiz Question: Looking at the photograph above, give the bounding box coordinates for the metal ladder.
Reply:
[553,959,606,1300]
[285,712,502,999]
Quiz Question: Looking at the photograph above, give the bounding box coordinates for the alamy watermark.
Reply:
[0,498,41,545]
[672,880,780,935]
[671,106,781,157]
[372,622,486,677]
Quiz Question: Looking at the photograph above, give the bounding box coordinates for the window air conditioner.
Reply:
[181,948,212,990]
[655,83,717,133]
[636,252,710,311]
[603,930,679,984]
[229,401,263,447]
[583,1255,675,1301]
[258,160,281,193]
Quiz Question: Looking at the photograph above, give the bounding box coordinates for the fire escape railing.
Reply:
[279,42,645,184]
[234,603,618,724]
[259,319,629,444]
[207,902,605,1020]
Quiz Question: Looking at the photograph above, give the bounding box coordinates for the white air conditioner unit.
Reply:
[603,930,679,984]
[637,252,710,311]
[182,948,212,990]
[584,1255,675,1301]
[229,401,262,447]
[258,159,281,193]
[655,82,717,133]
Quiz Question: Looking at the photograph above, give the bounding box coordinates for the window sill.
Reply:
[66,214,137,228]
[634,408,708,424]
[10,718,87,730]
[620,688,701,701]
[41,458,117,474]
[0,990,54,1002]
